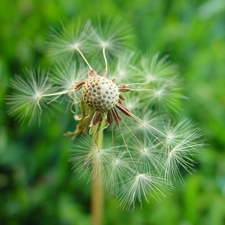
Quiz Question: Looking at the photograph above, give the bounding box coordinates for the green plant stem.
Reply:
[91,169,103,225]
[91,123,104,225]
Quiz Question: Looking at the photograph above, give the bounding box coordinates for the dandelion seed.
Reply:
[91,18,132,57]
[110,50,139,84]
[118,172,168,210]
[48,19,94,61]
[140,53,178,81]
[53,61,87,92]
[103,149,135,195]
[6,69,59,125]
[163,119,203,183]
[131,135,164,173]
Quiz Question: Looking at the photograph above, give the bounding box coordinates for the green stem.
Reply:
[91,122,104,225]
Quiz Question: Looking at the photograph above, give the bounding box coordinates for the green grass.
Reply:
[1,0,225,224]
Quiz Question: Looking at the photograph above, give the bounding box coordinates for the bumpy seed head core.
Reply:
[82,75,120,112]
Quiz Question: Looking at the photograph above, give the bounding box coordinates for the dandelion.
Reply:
[7,18,203,224]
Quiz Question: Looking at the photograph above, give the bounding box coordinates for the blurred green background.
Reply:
[1,0,225,224]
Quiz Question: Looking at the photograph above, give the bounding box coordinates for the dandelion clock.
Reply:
[7,18,204,225]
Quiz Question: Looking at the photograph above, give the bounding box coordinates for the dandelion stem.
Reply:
[91,121,104,225]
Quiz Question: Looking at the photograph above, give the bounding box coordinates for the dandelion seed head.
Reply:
[82,75,120,112]
[7,18,204,209]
